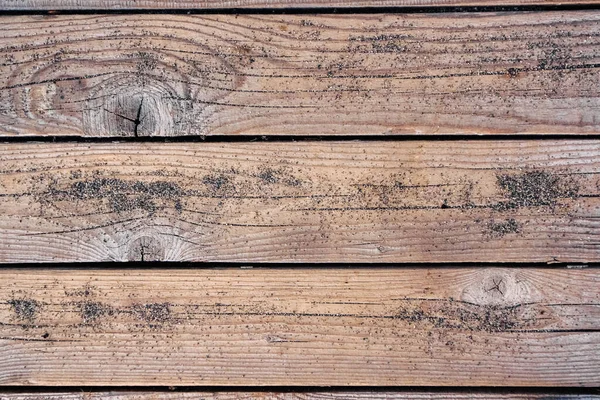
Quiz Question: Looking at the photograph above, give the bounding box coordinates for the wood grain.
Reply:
[1,267,598,386]
[1,392,598,399]
[3,0,600,10]
[1,12,600,136]
[1,140,600,263]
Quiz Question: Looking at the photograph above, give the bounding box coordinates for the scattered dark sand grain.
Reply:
[48,177,185,213]
[396,300,521,333]
[495,170,578,210]
[76,301,114,324]
[8,298,40,322]
[256,167,302,187]
[203,174,231,192]
[133,302,172,326]
[487,218,521,238]
[257,167,280,184]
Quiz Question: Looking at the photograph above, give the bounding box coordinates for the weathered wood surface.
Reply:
[3,0,600,10]
[1,392,598,399]
[1,268,598,386]
[1,140,600,263]
[1,12,600,137]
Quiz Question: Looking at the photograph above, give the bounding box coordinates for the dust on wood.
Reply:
[494,170,579,210]
[76,301,114,324]
[46,177,185,214]
[486,218,521,238]
[0,141,598,263]
[132,303,173,327]
[7,298,41,323]
[394,299,521,333]
[0,268,598,386]
[1,13,600,136]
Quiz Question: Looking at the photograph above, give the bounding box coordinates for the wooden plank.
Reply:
[1,140,600,263]
[2,0,600,10]
[1,12,600,137]
[1,391,598,399]
[0,267,599,386]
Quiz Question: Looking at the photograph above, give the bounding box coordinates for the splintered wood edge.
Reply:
[0,268,598,386]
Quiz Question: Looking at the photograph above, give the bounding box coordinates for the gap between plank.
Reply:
[0,262,596,269]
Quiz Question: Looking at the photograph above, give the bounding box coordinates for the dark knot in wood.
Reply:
[128,236,163,261]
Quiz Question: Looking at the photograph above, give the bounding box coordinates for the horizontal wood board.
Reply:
[1,141,600,263]
[1,12,600,136]
[0,268,598,386]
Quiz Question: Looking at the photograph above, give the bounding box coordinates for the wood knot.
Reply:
[81,67,213,136]
[84,89,169,137]
[461,269,532,306]
[127,236,164,262]
[15,47,241,136]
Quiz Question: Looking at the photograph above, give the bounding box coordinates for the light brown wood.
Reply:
[0,267,598,386]
[1,391,598,399]
[3,0,600,9]
[1,12,600,137]
[1,140,600,263]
